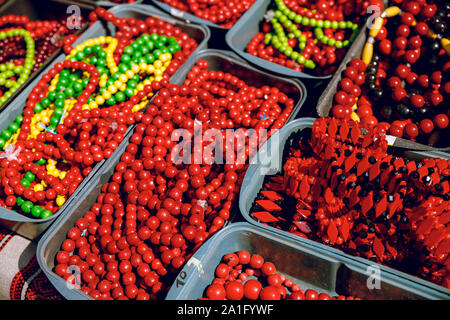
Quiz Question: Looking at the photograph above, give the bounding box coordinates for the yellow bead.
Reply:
[147,64,155,73]
[155,76,162,82]
[108,85,117,94]
[100,80,107,88]
[384,6,400,17]
[428,29,438,39]
[351,112,360,122]
[59,171,67,179]
[119,84,127,92]
[154,60,163,69]
[139,62,147,71]
[119,74,128,82]
[131,64,140,73]
[34,184,44,192]
[56,195,66,207]
[362,42,374,65]
[369,17,384,38]
[126,70,134,79]
[89,101,98,109]
[114,80,123,88]
[103,91,112,100]
[95,96,105,105]
[136,83,144,92]
[442,38,450,55]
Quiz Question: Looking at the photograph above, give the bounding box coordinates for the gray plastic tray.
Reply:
[96,0,144,7]
[239,117,450,297]
[225,0,370,80]
[166,222,448,300]
[0,4,210,239]
[170,49,307,123]
[36,48,307,299]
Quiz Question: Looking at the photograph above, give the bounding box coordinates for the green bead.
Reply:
[97,50,107,59]
[15,115,23,123]
[131,42,139,51]
[290,51,299,60]
[304,60,315,69]
[97,59,106,67]
[125,87,135,97]
[0,137,5,148]
[89,56,98,65]
[115,91,126,102]
[20,178,30,188]
[279,15,287,23]
[147,41,154,51]
[93,44,102,53]
[288,11,296,20]
[84,46,93,55]
[35,158,46,165]
[73,82,83,92]
[50,117,60,127]
[106,97,116,106]
[324,20,331,28]
[24,172,35,181]
[124,46,133,55]
[1,129,12,140]
[284,20,292,28]
[309,19,317,27]
[8,122,19,132]
[150,33,159,41]
[285,47,293,57]
[327,38,336,46]
[31,206,43,218]
[297,55,306,64]
[75,51,85,60]
[41,97,50,107]
[335,40,343,48]
[331,21,339,29]
[40,210,53,219]
[339,21,347,29]
[21,201,33,214]
[16,197,24,206]
[302,17,310,26]
[64,87,74,97]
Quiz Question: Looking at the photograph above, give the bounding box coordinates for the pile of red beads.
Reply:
[245,0,381,76]
[0,8,198,219]
[331,0,449,146]
[52,59,296,300]
[249,117,450,289]
[0,14,84,107]
[202,250,358,300]
[157,0,256,28]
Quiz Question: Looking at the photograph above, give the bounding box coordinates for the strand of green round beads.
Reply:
[0,28,35,107]
[266,0,359,69]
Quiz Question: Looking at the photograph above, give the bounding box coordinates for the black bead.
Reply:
[358,244,371,252]
[365,73,377,84]
[435,184,443,192]
[411,171,420,179]
[387,195,394,203]
[359,230,368,239]
[422,176,432,184]
[380,162,389,170]
[428,167,435,175]
[344,149,352,156]
[399,166,408,174]
[338,174,346,181]
[368,226,376,233]
[356,152,363,160]
[400,216,409,224]
[368,156,376,164]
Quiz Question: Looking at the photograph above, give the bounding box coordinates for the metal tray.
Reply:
[0,0,97,113]
[0,4,210,239]
[239,117,450,298]
[166,222,448,300]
